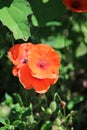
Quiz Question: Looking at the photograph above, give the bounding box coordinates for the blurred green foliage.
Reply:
[0,0,87,130]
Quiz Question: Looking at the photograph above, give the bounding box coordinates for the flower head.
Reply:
[8,43,60,93]
[63,0,87,13]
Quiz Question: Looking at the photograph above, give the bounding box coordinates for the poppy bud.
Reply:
[61,101,66,108]
[49,101,57,112]
[47,108,52,115]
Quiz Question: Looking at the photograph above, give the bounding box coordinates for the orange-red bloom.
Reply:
[63,0,87,13]
[8,43,60,93]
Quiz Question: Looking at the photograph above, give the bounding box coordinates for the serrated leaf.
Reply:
[0,0,32,41]
[76,42,87,57]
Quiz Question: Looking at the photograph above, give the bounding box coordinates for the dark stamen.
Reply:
[39,61,45,68]
[71,1,80,9]
[23,58,28,64]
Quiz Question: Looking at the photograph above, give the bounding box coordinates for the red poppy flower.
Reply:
[8,43,60,93]
[63,0,87,13]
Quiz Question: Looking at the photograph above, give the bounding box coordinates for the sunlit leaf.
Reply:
[0,0,32,41]
[0,118,10,125]
[67,95,84,110]
[42,0,49,3]
[76,42,87,57]
[5,93,13,105]
[42,34,72,49]
[41,121,51,130]
[31,15,38,26]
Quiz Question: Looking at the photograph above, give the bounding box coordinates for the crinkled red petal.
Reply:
[28,44,60,79]
[18,64,33,90]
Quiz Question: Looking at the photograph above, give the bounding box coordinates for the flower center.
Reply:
[21,58,28,64]
[71,1,80,9]
[38,61,46,69]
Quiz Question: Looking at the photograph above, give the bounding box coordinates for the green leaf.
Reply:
[76,42,87,57]
[42,0,49,3]
[13,93,23,107]
[27,115,35,124]
[0,127,7,130]
[0,0,32,41]
[41,34,72,49]
[67,95,84,110]
[31,15,38,26]
[46,21,62,26]
[0,118,10,125]
[0,49,5,59]
[41,121,51,130]
[5,93,13,105]
[15,122,26,130]
[22,107,31,119]
[0,118,7,125]
[13,120,25,129]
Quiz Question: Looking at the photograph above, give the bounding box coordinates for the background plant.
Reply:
[0,0,87,130]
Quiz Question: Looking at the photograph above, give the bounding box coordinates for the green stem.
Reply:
[54,92,66,117]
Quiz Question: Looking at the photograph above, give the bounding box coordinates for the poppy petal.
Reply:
[18,64,33,89]
[32,78,51,93]
[8,44,20,65]
[50,71,59,84]
[18,64,57,93]
[12,66,19,76]
[18,64,52,93]
[28,44,60,79]
[8,43,34,65]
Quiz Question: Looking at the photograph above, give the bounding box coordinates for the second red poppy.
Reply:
[63,0,87,13]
